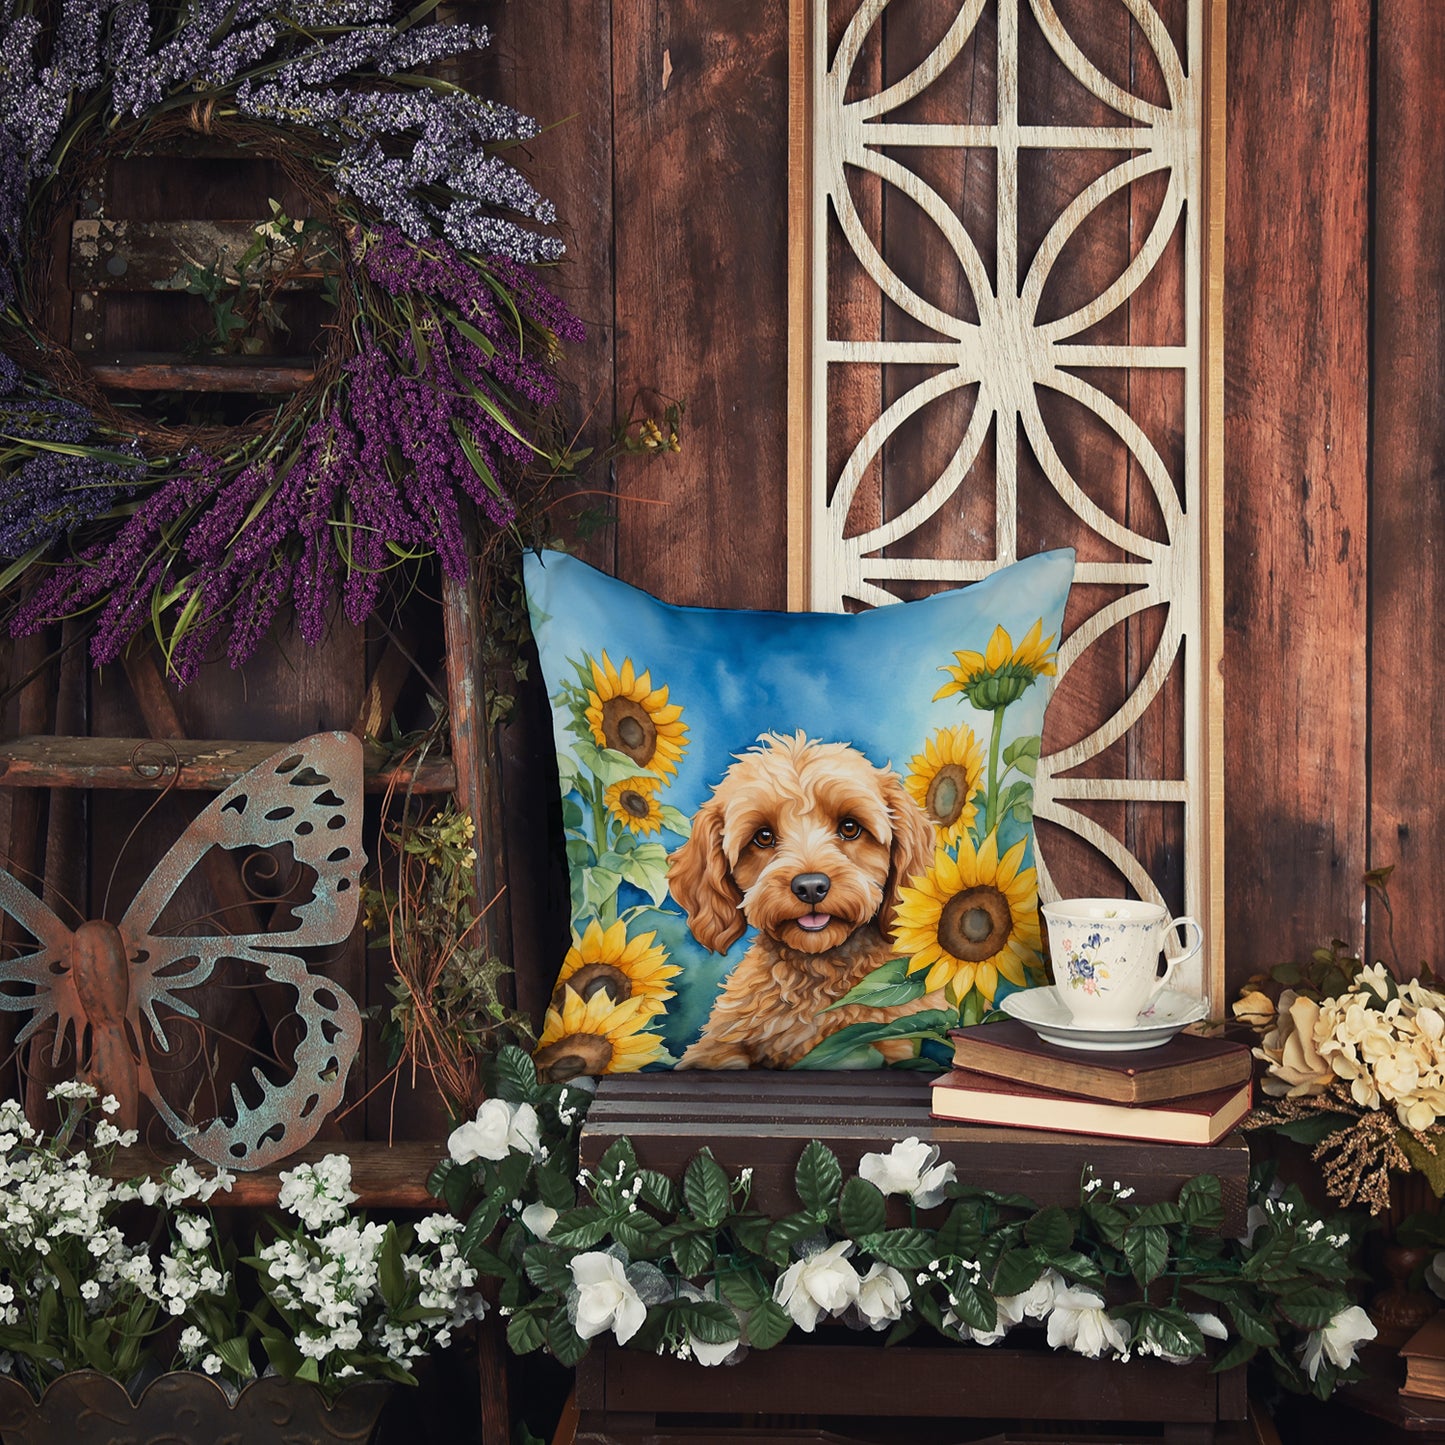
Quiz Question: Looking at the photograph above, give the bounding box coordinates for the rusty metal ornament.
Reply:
[0,733,365,1169]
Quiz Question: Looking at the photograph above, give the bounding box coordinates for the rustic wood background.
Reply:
[481,0,1443,997]
[2,0,1439,1130]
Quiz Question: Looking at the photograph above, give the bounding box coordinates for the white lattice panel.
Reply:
[789,0,1224,1005]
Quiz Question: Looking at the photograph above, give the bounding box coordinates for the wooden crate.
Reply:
[576,1071,1250,1444]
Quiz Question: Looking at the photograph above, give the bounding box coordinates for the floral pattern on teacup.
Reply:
[1062,932,1108,993]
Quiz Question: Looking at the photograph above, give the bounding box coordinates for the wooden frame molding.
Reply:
[788,0,1226,1011]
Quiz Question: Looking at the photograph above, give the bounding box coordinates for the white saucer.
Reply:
[999,987,1209,1052]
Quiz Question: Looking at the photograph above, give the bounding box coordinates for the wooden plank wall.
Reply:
[3,0,1435,1094]
[492,0,1443,993]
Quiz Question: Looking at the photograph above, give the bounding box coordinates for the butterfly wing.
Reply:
[0,871,80,1059]
[117,732,367,1169]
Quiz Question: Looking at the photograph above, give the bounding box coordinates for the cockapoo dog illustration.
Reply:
[668,730,942,1069]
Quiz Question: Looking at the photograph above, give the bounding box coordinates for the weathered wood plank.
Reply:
[584,1343,1238,1423]
[1369,0,1445,975]
[612,0,790,608]
[106,1138,443,1207]
[0,735,455,793]
[1222,1,1371,975]
[86,355,314,392]
[478,0,617,1037]
[580,1071,1248,1229]
[482,0,619,576]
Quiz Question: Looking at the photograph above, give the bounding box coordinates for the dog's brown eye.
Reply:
[838,818,862,841]
[751,827,776,849]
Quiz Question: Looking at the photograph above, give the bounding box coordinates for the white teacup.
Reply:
[1042,898,1204,1029]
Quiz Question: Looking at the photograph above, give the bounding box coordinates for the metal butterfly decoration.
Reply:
[0,732,365,1170]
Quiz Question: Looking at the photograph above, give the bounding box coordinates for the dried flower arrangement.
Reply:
[0,0,581,683]
[1234,867,1445,1214]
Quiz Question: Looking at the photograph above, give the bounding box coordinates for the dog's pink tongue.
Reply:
[798,913,832,931]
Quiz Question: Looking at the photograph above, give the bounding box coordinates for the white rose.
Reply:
[773,1241,861,1332]
[569,1252,646,1344]
[854,1262,910,1330]
[1300,1304,1376,1381]
[964,1267,1064,1344]
[520,1203,558,1240]
[857,1137,956,1209]
[1045,1285,1130,1359]
[448,1100,543,1165]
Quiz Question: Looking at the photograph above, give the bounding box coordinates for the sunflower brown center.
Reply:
[560,963,632,1007]
[601,698,658,767]
[618,788,651,819]
[534,1032,615,1083]
[925,764,970,827]
[936,885,1014,963]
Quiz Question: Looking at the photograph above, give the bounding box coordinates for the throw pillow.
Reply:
[523,548,1075,1078]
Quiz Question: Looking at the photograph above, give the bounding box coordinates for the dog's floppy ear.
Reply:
[667,797,747,953]
[877,771,938,938]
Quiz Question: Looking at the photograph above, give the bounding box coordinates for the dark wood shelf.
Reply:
[86,354,315,393]
[107,1138,447,1209]
[0,736,456,794]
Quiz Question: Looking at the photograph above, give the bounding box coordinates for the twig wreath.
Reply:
[0,0,580,683]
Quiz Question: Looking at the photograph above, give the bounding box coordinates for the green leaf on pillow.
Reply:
[617,842,672,905]
[557,750,584,795]
[997,779,1033,821]
[657,803,692,838]
[820,957,927,1012]
[561,797,585,831]
[574,739,658,787]
[1002,734,1041,777]
[790,1010,955,1069]
[583,865,623,913]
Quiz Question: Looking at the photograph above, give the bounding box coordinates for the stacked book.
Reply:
[1402,1314,1445,1401]
[930,1020,1254,1144]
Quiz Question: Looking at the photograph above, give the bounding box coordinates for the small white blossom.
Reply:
[277,1155,358,1230]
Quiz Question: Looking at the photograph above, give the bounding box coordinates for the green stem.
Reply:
[588,780,609,866]
[983,707,1006,836]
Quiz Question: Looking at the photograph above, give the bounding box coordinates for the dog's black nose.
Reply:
[792,873,831,905]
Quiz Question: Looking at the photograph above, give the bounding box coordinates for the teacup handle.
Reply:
[1152,915,1204,999]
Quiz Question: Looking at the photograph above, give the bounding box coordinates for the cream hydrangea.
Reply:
[1314,967,1445,1129]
